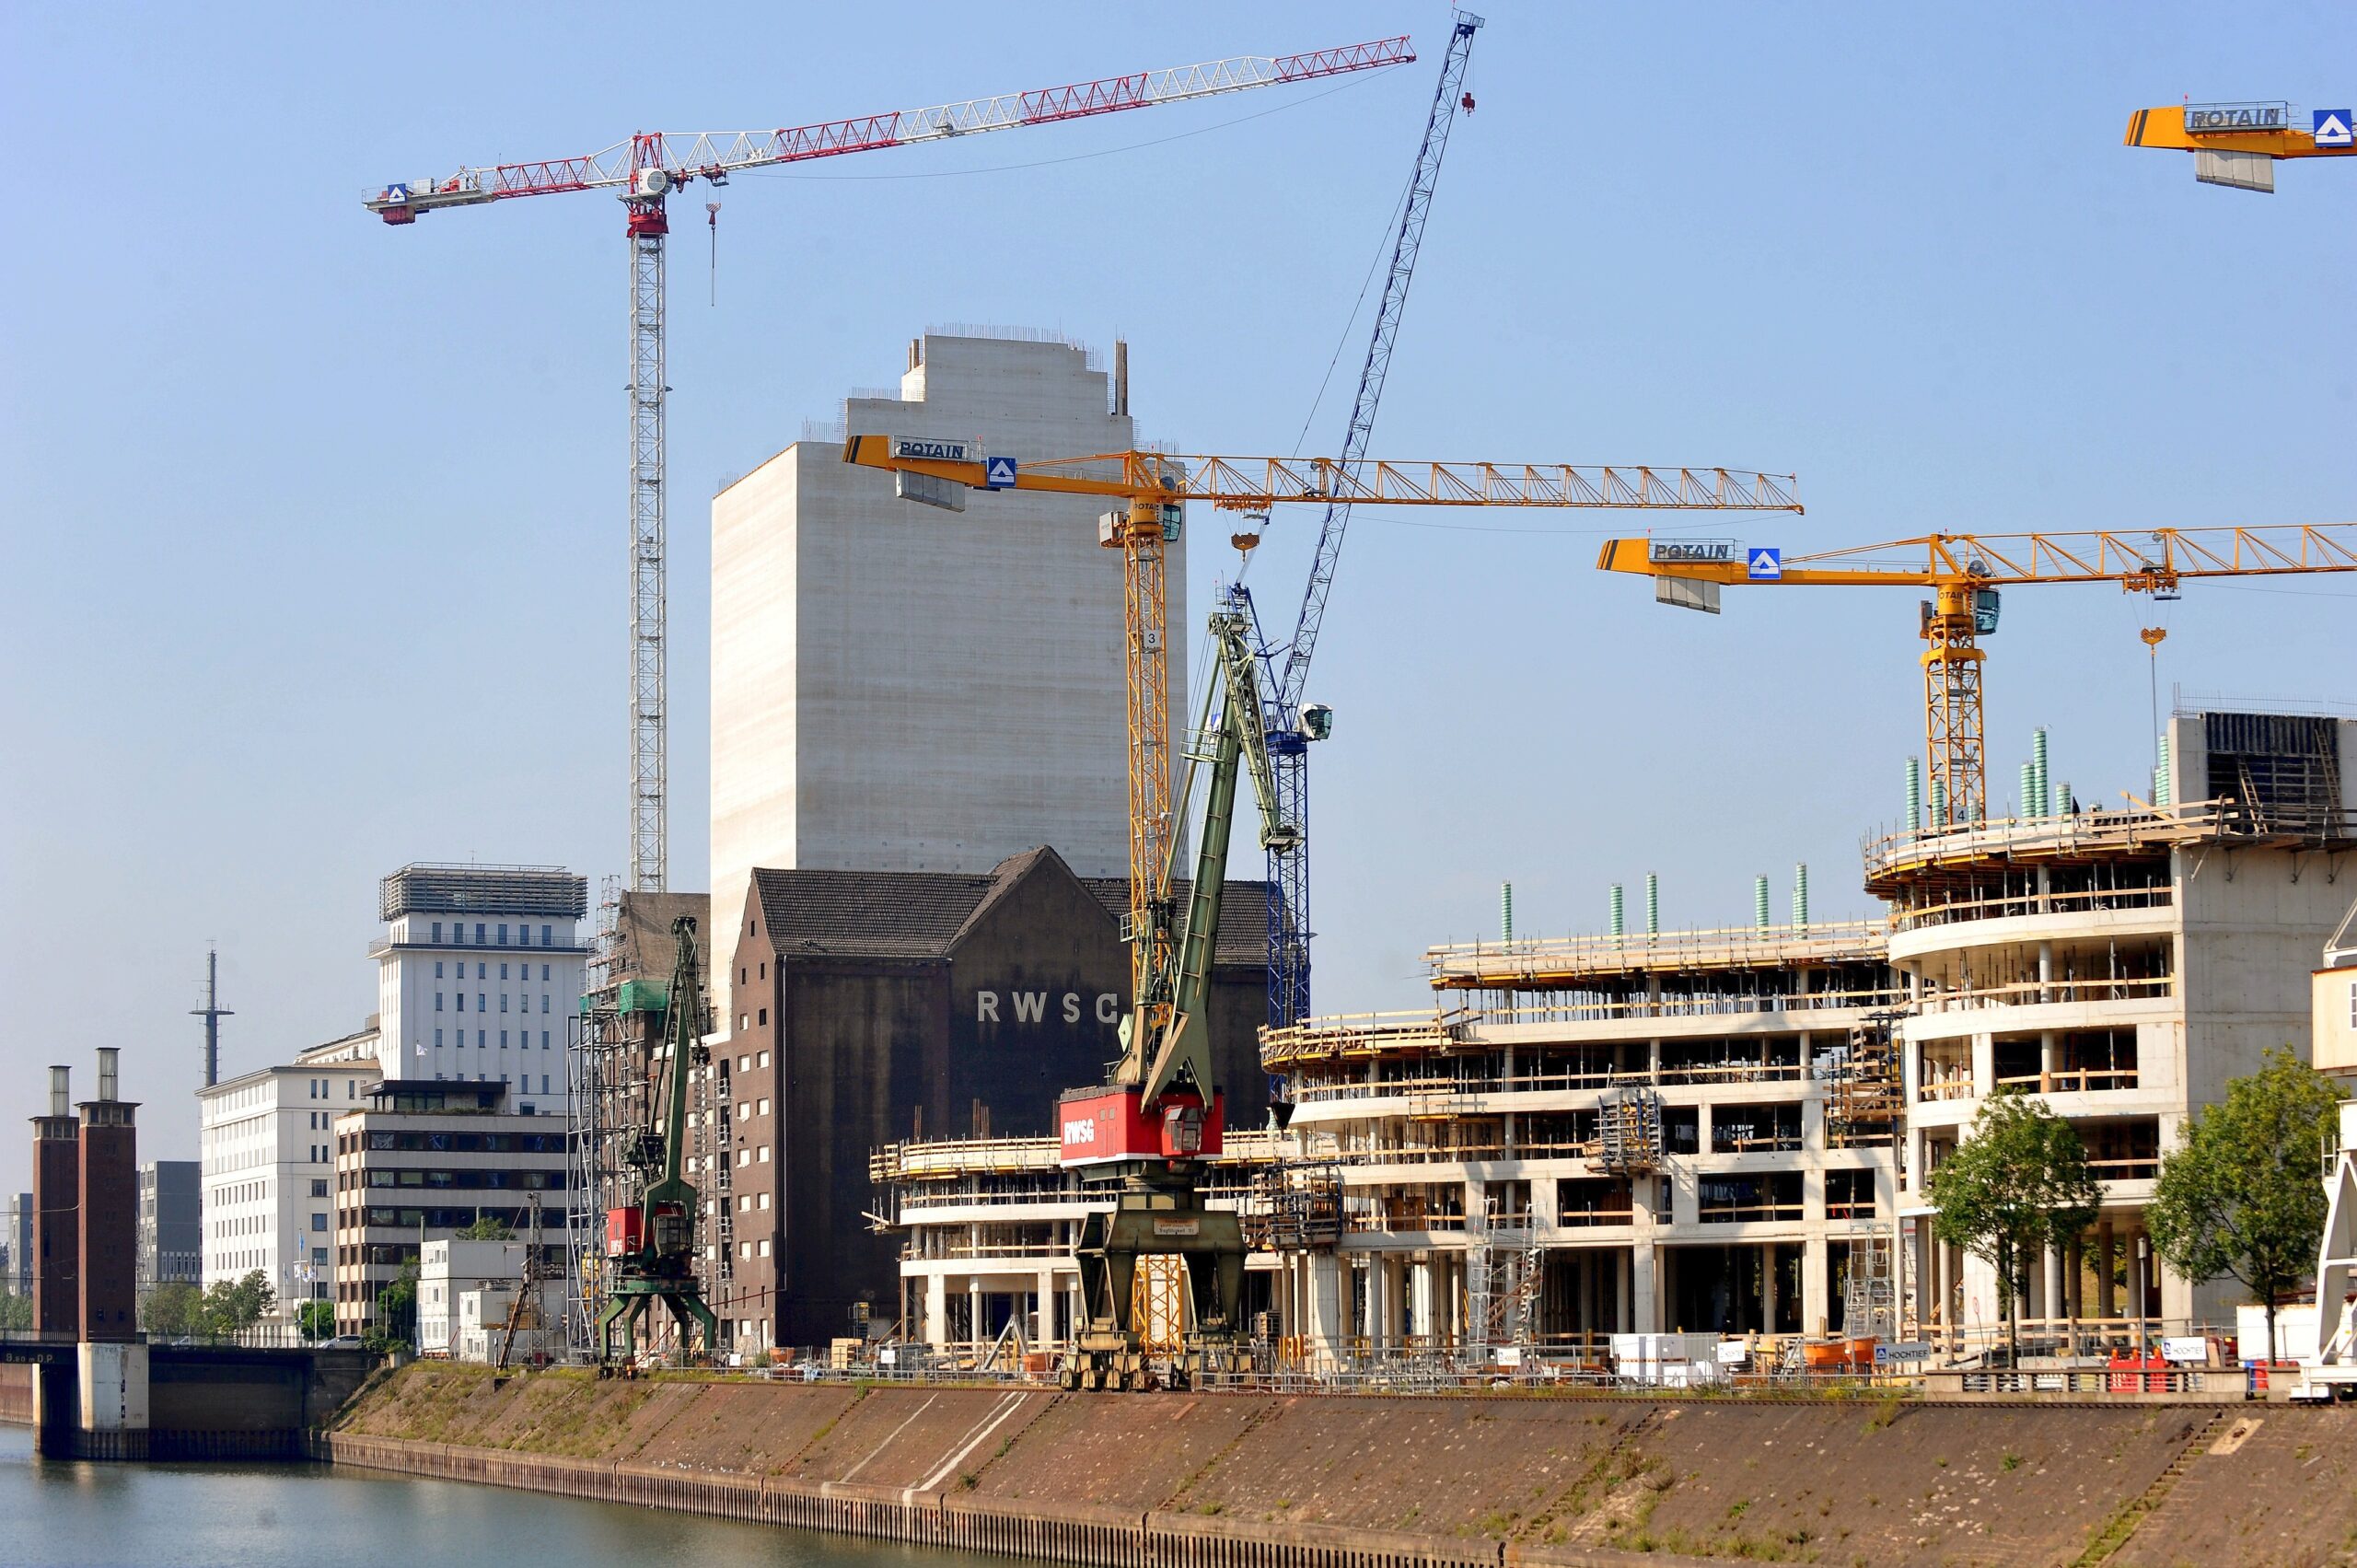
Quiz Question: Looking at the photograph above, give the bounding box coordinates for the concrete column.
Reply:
[1803,1235,1829,1336]
[2043,1246,2063,1331]
[967,1277,982,1352]
[925,1272,947,1349]
[2096,1223,2117,1318]
[1971,1033,1995,1098]
[1616,1248,1632,1333]
[1035,1269,1056,1346]
[1503,1045,1516,1158]
[1306,1252,1344,1358]
[1631,1244,1656,1332]
[1761,1243,1781,1333]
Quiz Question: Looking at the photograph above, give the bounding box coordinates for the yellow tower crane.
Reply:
[843,436,1801,1051]
[1599,525,2357,826]
[2123,101,2355,192]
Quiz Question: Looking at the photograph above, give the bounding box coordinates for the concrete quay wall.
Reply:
[326,1365,2357,1567]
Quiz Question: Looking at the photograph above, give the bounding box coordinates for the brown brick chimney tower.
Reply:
[30,1065,80,1336]
[77,1048,139,1342]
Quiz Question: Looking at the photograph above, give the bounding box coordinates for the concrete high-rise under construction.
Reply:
[710,331,1184,1024]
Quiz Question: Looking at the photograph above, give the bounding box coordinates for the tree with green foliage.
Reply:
[142,1280,203,1337]
[1926,1091,2103,1365]
[198,1270,276,1338]
[366,1260,420,1354]
[297,1299,338,1341]
[2147,1046,2343,1363]
[456,1215,513,1240]
[0,1282,31,1332]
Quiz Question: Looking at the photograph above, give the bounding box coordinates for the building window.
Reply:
[432,922,443,942]
[758,1051,771,1069]
[477,1031,485,1049]
[518,925,531,947]
[478,993,486,1012]
[476,923,486,944]
[757,1239,771,1258]
[477,962,486,980]
[435,993,445,1012]
[540,1074,550,1094]
[456,993,465,1012]
[540,994,549,1014]
[758,1145,770,1164]
[498,923,508,945]
[310,1214,327,1232]
[542,925,552,946]
[758,1008,767,1026]
[500,994,509,1014]
[435,1028,443,1048]
[435,960,444,979]
[540,1032,550,1049]
[499,963,509,981]
[500,1031,508,1049]
[757,1098,770,1117]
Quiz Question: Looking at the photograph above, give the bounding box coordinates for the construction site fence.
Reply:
[548,1355,2264,1404]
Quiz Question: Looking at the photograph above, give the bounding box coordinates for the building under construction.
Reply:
[869,703,2357,1367]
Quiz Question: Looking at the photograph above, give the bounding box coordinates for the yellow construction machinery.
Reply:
[1599,525,2357,826]
[2124,101,2355,192]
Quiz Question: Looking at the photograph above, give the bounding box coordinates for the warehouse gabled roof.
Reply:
[745,846,1272,967]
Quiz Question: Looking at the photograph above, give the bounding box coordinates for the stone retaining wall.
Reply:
[325,1365,2357,1566]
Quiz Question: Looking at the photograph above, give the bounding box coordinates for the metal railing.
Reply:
[1914,974,2173,1013]
[1469,985,1906,1028]
[1428,920,1887,983]
[1890,882,2174,935]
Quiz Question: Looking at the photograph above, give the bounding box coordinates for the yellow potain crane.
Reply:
[844,436,1800,1055]
[1599,525,2357,826]
[2123,101,2355,192]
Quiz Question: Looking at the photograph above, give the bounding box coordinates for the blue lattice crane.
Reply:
[1226,11,1485,1036]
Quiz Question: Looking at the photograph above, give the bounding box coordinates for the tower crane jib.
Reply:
[364,35,1418,893]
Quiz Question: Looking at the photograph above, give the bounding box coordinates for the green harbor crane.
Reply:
[595,915,718,1364]
[1058,604,1293,1390]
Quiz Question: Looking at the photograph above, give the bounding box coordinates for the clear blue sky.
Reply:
[5,3,2352,1160]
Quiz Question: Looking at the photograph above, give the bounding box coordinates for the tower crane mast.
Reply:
[1227,9,1483,1034]
[363,35,1417,892]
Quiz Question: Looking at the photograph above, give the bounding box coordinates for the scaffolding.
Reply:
[699,1052,734,1300]
[1464,1202,1539,1354]
[1822,1013,1906,1147]
[1597,1087,1665,1173]
[1842,1234,1901,1342]
[1241,1164,1344,1251]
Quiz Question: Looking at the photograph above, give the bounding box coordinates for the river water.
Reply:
[3,1427,970,1568]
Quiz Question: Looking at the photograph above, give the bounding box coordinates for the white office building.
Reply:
[370,862,588,1097]
[196,1028,379,1323]
[710,331,1181,1024]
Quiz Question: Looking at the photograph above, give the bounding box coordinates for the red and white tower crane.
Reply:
[364,37,1416,892]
